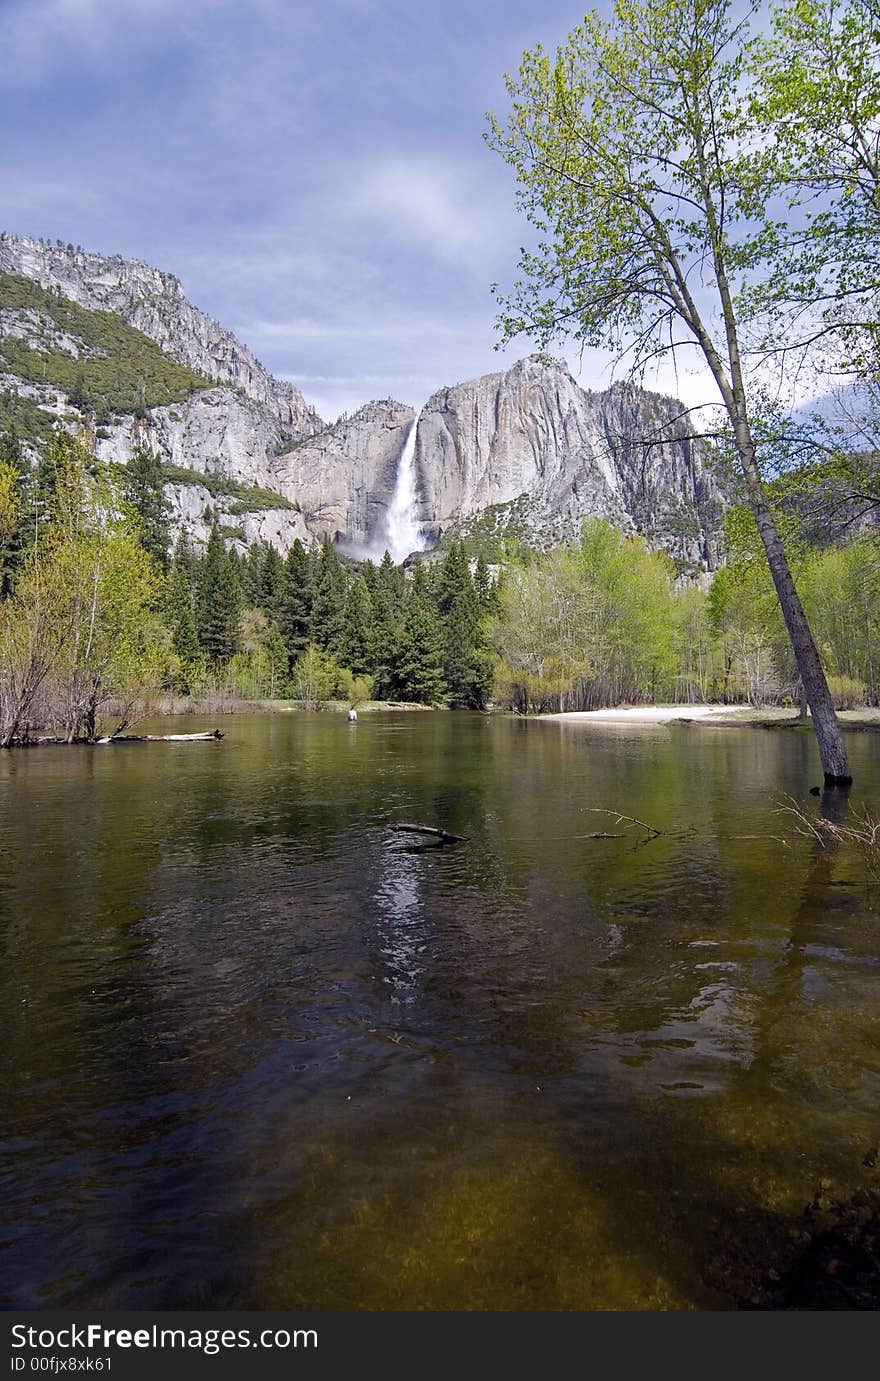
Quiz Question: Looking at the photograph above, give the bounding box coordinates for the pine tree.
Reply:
[280,539,314,661]
[339,575,375,675]
[0,423,24,472]
[309,539,347,656]
[119,444,171,571]
[362,557,400,698]
[172,531,198,583]
[391,567,445,703]
[436,543,486,706]
[241,541,263,606]
[0,425,28,591]
[165,558,201,688]
[68,371,91,414]
[474,553,496,613]
[259,544,285,623]
[196,526,242,662]
[378,549,405,604]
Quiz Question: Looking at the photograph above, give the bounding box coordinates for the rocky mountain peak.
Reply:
[413,356,725,568]
[0,232,726,566]
[0,232,321,442]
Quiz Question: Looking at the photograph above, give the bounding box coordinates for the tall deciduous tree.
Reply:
[1,437,166,743]
[488,0,853,783]
[753,0,880,377]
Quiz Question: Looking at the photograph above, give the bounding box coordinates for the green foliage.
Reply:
[435,543,491,707]
[196,525,242,662]
[487,0,770,364]
[708,558,789,704]
[0,433,168,742]
[0,272,212,416]
[117,445,171,570]
[340,575,374,676]
[390,567,446,704]
[228,608,289,699]
[0,390,55,448]
[164,552,201,691]
[280,539,314,660]
[292,642,342,709]
[826,674,868,710]
[490,520,682,711]
[361,556,401,698]
[338,667,374,709]
[0,459,22,596]
[750,0,880,373]
[487,0,863,779]
[258,543,285,622]
[160,464,295,510]
[309,539,347,657]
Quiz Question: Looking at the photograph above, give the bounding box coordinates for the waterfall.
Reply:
[384,414,423,564]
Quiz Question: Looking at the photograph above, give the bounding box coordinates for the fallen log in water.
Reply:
[96,730,225,743]
[388,822,468,844]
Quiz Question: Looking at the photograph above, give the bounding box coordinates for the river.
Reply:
[2,712,878,1308]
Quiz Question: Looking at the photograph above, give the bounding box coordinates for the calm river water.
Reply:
[1,712,879,1308]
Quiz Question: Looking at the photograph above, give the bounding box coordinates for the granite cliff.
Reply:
[0,234,725,564]
[413,356,724,569]
[274,400,415,551]
[0,234,320,438]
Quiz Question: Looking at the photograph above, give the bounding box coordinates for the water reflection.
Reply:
[374,841,427,1003]
[1,714,878,1308]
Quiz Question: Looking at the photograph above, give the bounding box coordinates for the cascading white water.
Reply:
[384,415,423,564]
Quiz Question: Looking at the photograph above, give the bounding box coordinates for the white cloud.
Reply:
[0,0,181,77]
[348,154,506,267]
[238,312,488,346]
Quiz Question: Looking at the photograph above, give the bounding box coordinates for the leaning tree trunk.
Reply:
[733,414,852,786]
[692,168,852,787]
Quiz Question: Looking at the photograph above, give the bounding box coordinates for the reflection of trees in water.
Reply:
[8,716,880,1307]
[458,727,878,1302]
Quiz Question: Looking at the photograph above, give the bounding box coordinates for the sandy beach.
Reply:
[540,704,745,723]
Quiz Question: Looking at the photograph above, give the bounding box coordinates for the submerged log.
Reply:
[388,822,468,844]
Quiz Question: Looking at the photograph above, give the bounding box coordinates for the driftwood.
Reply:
[388,822,468,844]
[96,730,225,743]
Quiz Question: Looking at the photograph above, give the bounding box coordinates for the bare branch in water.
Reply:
[586,809,663,838]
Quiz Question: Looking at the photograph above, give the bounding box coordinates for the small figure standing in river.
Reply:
[348,708,358,721]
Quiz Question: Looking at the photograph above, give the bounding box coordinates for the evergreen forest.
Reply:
[2,422,879,745]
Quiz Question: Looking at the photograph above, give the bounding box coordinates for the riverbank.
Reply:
[542,705,738,723]
[542,705,880,729]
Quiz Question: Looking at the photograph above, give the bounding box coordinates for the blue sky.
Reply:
[0,0,705,421]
